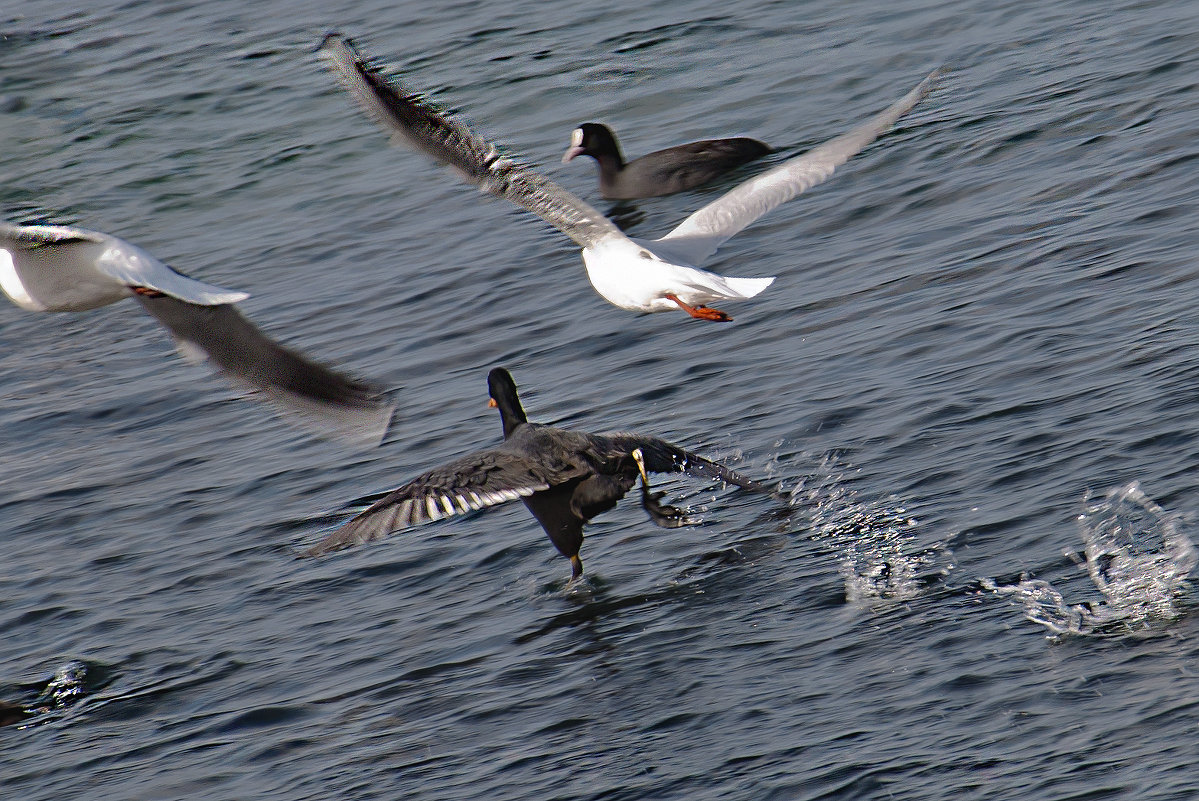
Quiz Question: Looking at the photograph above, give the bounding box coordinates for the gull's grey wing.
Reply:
[653,69,942,267]
[135,294,395,445]
[596,432,773,493]
[303,447,556,556]
[0,224,117,311]
[319,34,624,249]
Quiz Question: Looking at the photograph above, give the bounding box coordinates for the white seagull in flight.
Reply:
[321,34,938,322]
[0,222,395,444]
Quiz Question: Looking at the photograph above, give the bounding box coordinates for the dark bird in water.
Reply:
[561,122,772,200]
[0,700,30,728]
[305,367,771,580]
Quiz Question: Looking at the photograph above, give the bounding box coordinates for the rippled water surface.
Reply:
[4,0,1199,798]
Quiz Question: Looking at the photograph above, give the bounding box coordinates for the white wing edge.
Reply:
[654,67,944,266]
[305,482,547,556]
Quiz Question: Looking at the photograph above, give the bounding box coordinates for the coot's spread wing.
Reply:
[320,34,623,249]
[596,433,772,492]
[654,69,941,266]
[304,445,574,556]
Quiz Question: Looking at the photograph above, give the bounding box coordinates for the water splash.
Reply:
[1,659,101,729]
[789,455,954,603]
[35,660,92,710]
[984,482,1197,637]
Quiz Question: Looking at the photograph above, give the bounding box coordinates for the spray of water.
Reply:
[983,482,1197,637]
[788,455,954,603]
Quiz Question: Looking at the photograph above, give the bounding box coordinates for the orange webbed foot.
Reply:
[664,293,732,322]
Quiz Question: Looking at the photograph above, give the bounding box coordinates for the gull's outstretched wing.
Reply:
[320,34,624,249]
[136,294,395,445]
[2,222,393,444]
[653,69,942,266]
[0,223,248,310]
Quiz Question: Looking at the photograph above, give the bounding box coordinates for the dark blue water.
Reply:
[3,0,1199,798]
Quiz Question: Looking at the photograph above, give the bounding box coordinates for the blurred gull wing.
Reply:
[653,68,942,267]
[135,294,395,446]
[0,221,394,446]
[318,34,624,250]
[0,222,248,310]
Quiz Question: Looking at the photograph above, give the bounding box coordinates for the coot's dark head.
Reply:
[487,367,527,437]
[561,123,623,165]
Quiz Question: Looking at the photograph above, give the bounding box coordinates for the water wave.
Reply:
[0,659,105,729]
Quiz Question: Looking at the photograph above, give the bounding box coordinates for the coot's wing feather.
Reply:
[595,432,772,492]
[304,446,560,556]
[639,138,770,179]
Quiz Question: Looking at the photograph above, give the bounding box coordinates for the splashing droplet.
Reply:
[985,482,1196,637]
[790,455,954,603]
